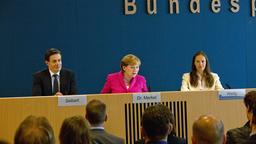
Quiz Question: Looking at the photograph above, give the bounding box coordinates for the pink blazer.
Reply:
[101,71,148,93]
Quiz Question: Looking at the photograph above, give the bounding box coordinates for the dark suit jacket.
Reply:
[247,134,256,144]
[145,141,167,144]
[226,121,251,144]
[32,68,77,96]
[167,135,186,144]
[135,135,186,144]
[90,129,124,144]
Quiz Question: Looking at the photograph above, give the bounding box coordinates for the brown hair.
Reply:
[44,48,61,61]
[86,99,106,125]
[190,51,214,87]
[244,91,256,124]
[59,115,91,144]
[14,115,55,144]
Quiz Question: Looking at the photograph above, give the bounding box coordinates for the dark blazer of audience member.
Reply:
[181,51,223,91]
[32,48,77,96]
[140,104,178,144]
[192,115,225,144]
[135,105,186,144]
[14,115,55,144]
[101,54,148,93]
[59,115,91,144]
[86,99,124,144]
[226,91,256,144]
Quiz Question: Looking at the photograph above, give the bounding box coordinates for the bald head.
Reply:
[192,115,224,144]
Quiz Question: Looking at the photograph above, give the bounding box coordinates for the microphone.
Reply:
[147,82,151,92]
[225,83,231,89]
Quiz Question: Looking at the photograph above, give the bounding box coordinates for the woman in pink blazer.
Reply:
[101,54,148,93]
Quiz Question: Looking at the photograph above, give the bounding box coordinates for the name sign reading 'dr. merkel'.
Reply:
[133,92,161,103]
[219,89,246,100]
[58,95,87,106]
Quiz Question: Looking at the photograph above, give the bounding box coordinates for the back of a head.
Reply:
[59,115,90,144]
[244,91,256,112]
[141,104,172,141]
[192,115,224,144]
[14,115,55,144]
[86,99,106,125]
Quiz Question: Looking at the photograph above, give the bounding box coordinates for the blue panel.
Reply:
[0,0,255,96]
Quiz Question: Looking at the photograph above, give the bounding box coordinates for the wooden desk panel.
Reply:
[0,90,250,144]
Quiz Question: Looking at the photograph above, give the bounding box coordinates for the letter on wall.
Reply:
[211,0,221,13]
[169,0,180,14]
[147,0,157,15]
[252,0,256,17]
[190,0,200,13]
[124,0,137,15]
[230,0,240,13]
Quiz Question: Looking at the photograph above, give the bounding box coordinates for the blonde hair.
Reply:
[120,54,141,71]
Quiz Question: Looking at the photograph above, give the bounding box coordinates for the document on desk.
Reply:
[219,89,246,100]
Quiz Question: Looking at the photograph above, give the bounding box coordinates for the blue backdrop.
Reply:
[0,0,255,97]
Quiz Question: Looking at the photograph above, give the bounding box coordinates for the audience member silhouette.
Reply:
[192,114,225,144]
[139,104,186,144]
[14,115,55,144]
[59,115,91,144]
[86,99,124,144]
[226,91,256,144]
[136,104,185,144]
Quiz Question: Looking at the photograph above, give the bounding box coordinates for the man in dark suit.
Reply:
[140,104,173,144]
[85,99,124,144]
[192,115,225,144]
[226,121,250,144]
[32,48,77,96]
[226,91,256,144]
[136,104,186,144]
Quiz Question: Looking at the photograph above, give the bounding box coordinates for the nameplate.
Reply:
[58,95,87,106]
[133,92,161,103]
[219,89,246,100]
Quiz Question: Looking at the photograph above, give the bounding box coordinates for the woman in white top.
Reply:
[181,51,224,91]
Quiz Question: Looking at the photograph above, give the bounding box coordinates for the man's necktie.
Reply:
[53,74,59,94]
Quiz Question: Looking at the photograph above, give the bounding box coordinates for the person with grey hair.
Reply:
[192,115,225,144]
